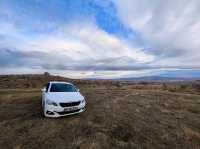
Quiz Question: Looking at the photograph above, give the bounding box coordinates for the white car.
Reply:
[41,81,86,117]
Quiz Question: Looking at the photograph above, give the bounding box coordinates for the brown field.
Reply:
[0,75,200,149]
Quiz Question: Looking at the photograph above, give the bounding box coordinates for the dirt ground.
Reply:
[0,83,200,149]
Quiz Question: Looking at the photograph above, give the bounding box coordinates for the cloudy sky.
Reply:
[0,0,200,79]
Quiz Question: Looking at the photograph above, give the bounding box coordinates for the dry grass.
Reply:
[0,75,200,149]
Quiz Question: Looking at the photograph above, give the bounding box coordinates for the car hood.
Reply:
[46,92,84,102]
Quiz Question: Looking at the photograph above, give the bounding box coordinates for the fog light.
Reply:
[46,111,54,115]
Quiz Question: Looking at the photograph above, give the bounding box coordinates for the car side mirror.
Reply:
[41,88,46,92]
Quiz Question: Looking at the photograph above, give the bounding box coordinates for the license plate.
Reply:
[64,107,78,111]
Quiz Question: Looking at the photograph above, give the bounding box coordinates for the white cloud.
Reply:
[0,21,155,68]
[112,0,200,67]
[32,22,155,63]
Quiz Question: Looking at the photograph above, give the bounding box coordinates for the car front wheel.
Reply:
[42,101,46,117]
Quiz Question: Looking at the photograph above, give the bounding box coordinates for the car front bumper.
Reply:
[44,101,86,118]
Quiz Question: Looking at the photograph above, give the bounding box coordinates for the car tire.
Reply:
[42,101,46,117]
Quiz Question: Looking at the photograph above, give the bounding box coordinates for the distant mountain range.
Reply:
[86,76,200,81]
[117,76,200,81]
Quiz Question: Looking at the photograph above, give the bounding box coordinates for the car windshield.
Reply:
[50,83,77,92]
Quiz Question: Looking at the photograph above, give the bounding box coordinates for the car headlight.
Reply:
[81,99,85,103]
[46,99,58,106]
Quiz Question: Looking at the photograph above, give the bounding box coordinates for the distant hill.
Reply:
[0,74,200,89]
[117,76,200,81]
[85,76,200,81]
[0,74,119,89]
[0,74,75,89]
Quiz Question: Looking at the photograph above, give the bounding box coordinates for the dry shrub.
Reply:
[183,127,200,142]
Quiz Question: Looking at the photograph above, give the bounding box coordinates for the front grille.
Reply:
[57,109,80,115]
[60,101,80,107]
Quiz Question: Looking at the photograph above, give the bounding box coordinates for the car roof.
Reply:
[49,81,73,85]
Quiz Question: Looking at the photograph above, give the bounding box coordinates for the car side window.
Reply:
[46,83,50,92]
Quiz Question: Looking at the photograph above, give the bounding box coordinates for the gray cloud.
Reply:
[0,48,147,70]
[0,48,75,68]
[1,48,199,72]
[113,0,200,67]
[0,20,155,72]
